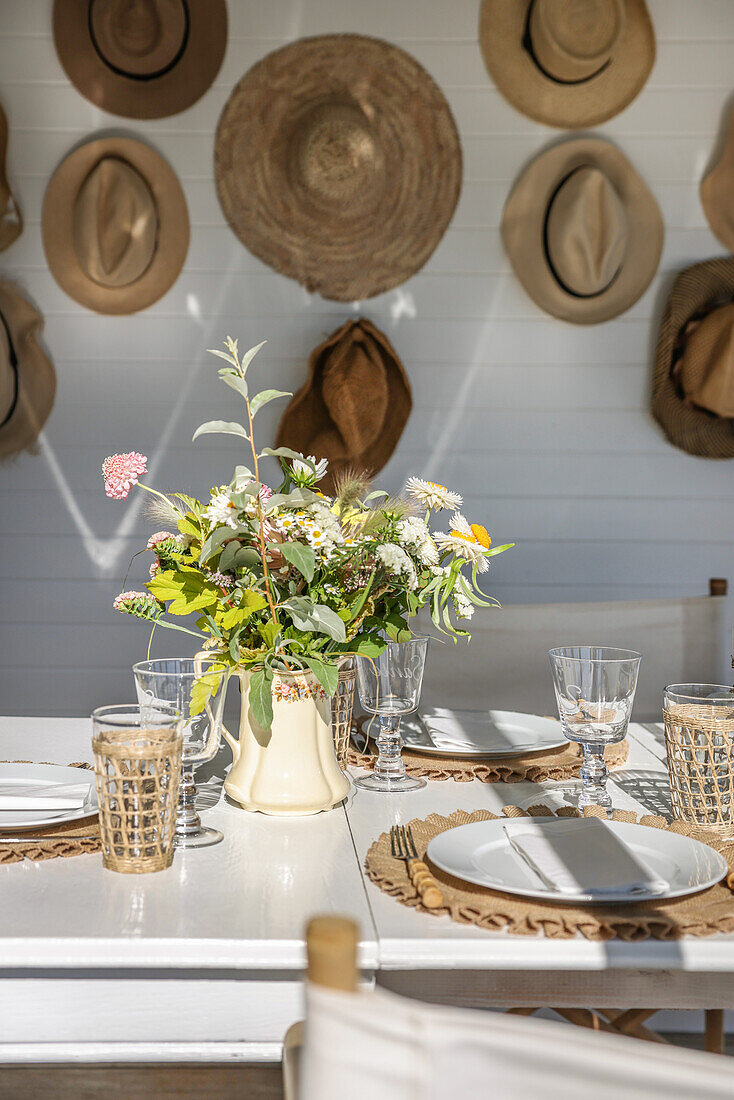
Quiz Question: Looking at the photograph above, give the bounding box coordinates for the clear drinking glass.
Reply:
[354,637,429,793]
[91,703,183,874]
[664,684,734,840]
[548,646,641,815]
[133,657,229,848]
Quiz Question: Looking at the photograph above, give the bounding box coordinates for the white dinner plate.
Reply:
[401,709,567,758]
[0,763,98,830]
[426,818,728,904]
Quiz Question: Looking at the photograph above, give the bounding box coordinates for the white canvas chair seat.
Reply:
[418,589,726,721]
[293,982,732,1100]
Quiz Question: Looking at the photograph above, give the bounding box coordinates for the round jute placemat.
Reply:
[365,805,734,941]
[0,761,101,865]
[349,724,628,784]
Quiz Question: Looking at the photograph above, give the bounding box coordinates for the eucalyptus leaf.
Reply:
[249,389,292,416]
[249,667,273,729]
[207,348,238,367]
[277,541,315,582]
[266,487,320,510]
[199,526,234,565]
[363,490,389,502]
[218,369,248,400]
[260,446,313,465]
[218,540,242,573]
[239,340,267,375]
[192,420,250,442]
[302,657,339,696]
[281,596,346,642]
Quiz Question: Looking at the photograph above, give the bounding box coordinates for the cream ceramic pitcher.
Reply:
[222,668,350,816]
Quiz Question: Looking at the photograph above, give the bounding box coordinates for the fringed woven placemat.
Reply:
[349,724,628,783]
[0,762,101,865]
[364,804,734,941]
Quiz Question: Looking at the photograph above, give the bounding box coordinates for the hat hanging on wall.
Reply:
[52,0,227,119]
[214,34,462,302]
[479,0,655,129]
[42,136,189,314]
[652,257,734,459]
[701,107,734,253]
[0,103,22,251]
[501,136,663,324]
[276,319,412,493]
[0,281,56,459]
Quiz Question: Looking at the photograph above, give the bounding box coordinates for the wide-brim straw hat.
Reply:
[42,136,189,314]
[0,281,56,459]
[652,257,734,459]
[480,0,655,129]
[53,0,227,120]
[0,103,21,252]
[276,319,412,493]
[214,34,462,302]
[502,137,663,324]
[701,108,734,253]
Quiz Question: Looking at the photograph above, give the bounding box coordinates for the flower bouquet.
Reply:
[105,339,512,814]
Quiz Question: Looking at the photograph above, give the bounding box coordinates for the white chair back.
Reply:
[419,587,727,720]
[299,983,732,1100]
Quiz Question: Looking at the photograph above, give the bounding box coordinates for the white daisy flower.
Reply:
[291,454,328,485]
[435,512,491,573]
[204,490,239,530]
[377,542,418,589]
[405,476,462,512]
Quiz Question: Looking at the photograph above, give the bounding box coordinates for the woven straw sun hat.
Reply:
[42,136,189,314]
[276,319,412,493]
[701,108,734,254]
[214,34,462,302]
[0,281,55,459]
[652,257,734,459]
[53,0,227,120]
[501,136,663,324]
[480,0,655,129]
[0,103,21,252]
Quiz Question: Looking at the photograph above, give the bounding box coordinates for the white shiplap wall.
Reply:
[0,0,732,715]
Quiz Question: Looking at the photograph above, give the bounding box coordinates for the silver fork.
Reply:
[390,824,444,909]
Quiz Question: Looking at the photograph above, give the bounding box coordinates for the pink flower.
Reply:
[102,452,148,500]
[147,530,177,550]
[113,590,161,620]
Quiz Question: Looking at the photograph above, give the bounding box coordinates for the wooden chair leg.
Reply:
[705,1009,725,1054]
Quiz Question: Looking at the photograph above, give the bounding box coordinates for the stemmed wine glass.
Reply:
[133,657,229,847]
[548,646,641,816]
[354,637,429,793]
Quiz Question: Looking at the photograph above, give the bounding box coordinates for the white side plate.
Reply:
[402,709,567,758]
[0,763,97,829]
[427,818,728,904]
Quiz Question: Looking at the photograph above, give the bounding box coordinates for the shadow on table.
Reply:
[614,768,672,818]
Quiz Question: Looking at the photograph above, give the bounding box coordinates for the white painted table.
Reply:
[0,717,732,1064]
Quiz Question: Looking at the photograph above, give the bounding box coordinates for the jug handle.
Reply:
[193,650,239,763]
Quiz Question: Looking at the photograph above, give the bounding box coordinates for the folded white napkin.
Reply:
[0,782,92,812]
[503,818,668,897]
[419,709,493,750]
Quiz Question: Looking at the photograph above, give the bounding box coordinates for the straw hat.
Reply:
[42,136,189,314]
[0,103,21,252]
[701,108,734,253]
[53,0,227,119]
[0,281,56,459]
[480,0,655,129]
[652,257,734,459]
[276,319,412,492]
[214,34,462,302]
[501,137,663,324]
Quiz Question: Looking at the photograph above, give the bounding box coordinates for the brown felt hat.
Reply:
[53,0,227,120]
[502,137,663,324]
[0,281,56,459]
[0,103,21,252]
[701,108,734,253]
[480,0,655,129]
[652,257,734,459]
[276,319,412,493]
[214,34,462,302]
[42,136,189,314]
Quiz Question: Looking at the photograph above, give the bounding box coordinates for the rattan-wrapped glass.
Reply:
[92,705,183,873]
[331,659,356,771]
[664,684,734,841]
